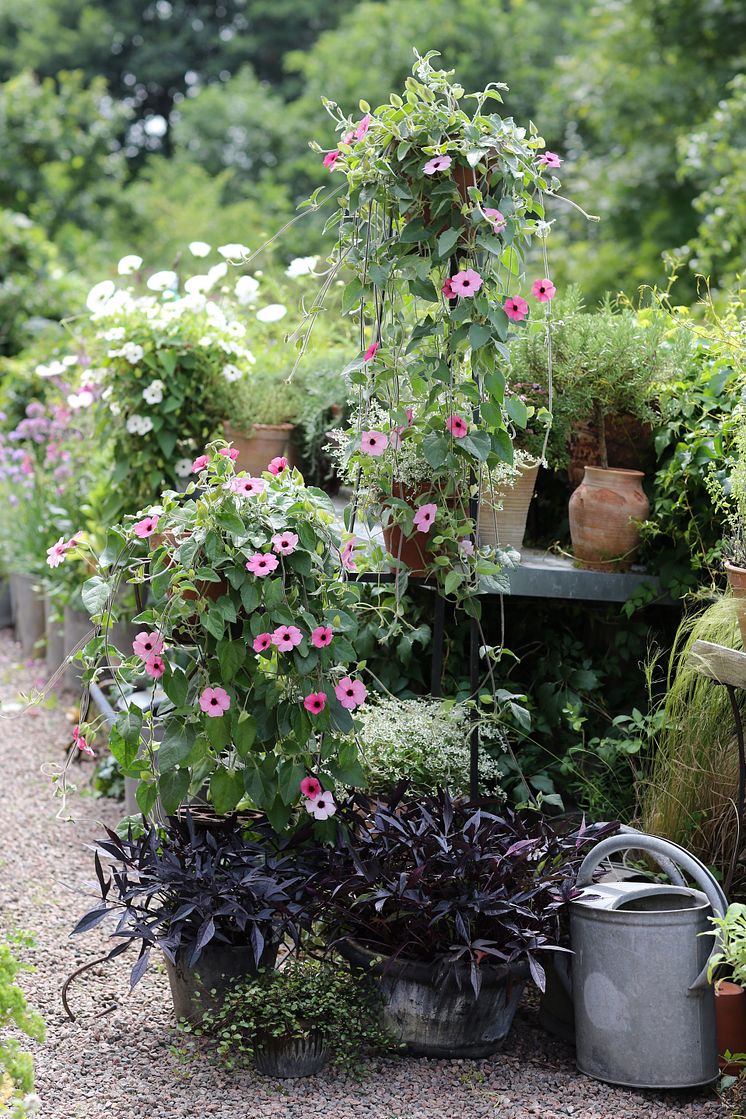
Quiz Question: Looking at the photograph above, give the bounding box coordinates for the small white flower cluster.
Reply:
[143,379,164,404]
[126,413,154,435]
[34,356,77,378]
[108,342,144,364]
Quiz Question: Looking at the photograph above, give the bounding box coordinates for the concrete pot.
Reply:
[255,1033,328,1079]
[725,562,746,650]
[478,463,540,555]
[165,941,278,1026]
[224,421,297,476]
[10,574,46,658]
[0,580,13,628]
[568,466,649,572]
[63,605,93,691]
[339,939,527,1057]
[44,595,67,686]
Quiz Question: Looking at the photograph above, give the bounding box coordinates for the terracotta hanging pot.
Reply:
[478,463,540,555]
[223,421,297,476]
[716,980,746,1073]
[725,562,746,650]
[568,466,650,572]
[382,482,460,579]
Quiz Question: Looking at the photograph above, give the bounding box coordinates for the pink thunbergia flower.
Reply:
[450,269,483,298]
[504,296,529,322]
[272,625,303,652]
[246,552,279,577]
[364,341,380,362]
[335,676,367,711]
[423,155,452,175]
[341,538,358,572]
[361,430,388,456]
[355,114,372,140]
[218,447,239,461]
[483,207,507,232]
[343,130,355,144]
[230,476,266,497]
[133,514,159,539]
[132,631,164,660]
[73,725,94,758]
[442,277,455,299]
[46,537,69,568]
[413,502,438,533]
[192,454,209,473]
[303,692,327,715]
[145,655,165,679]
[267,456,288,475]
[199,686,231,717]
[446,414,469,438]
[271,531,299,556]
[311,625,333,648]
[300,776,322,799]
[459,538,475,556]
[532,278,556,302]
[538,151,561,168]
[323,150,341,169]
[252,632,273,653]
[305,791,337,820]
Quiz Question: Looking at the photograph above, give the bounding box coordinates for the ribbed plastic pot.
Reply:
[254,1032,328,1078]
[10,574,46,657]
[339,939,527,1058]
[165,941,278,1026]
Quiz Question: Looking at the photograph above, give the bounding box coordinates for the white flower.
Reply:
[110,401,121,416]
[256,303,287,323]
[121,342,144,364]
[184,274,212,296]
[67,390,94,410]
[205,302,227,328]
[535,220,553,239]
[226,321,246,338]
[118,254,142,275]
[143,379,164,404]
[207,261,228,285]
[189,241,211,257]
[223,364,243,383]
[126,414,153,435]
[285,255,318,278]
[235,274,260,305]
[197,335,215,347]
[217,242,250,261]
[146,270,177,292]
[62,355,78,366]
[86,279,117,313]
[174,457,193,477]
[101,326,126,342]
[305,792,337,821]
[34,360,67,378]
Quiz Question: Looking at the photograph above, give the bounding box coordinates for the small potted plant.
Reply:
[71,812,312,1024]
[195,955,392,1078]
[708,416,746,646]
[708,902,746,1071]
[219,369,303,477]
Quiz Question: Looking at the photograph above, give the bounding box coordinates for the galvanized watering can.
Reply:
[569,833,727,1090]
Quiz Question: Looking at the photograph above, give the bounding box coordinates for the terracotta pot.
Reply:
[716,980,746,1072]
[568,466,650,572]
[224,421,297,476]
[726,562,746,650]
[382,482,460,578]
[568,414,654,489]
[478,463,540,555]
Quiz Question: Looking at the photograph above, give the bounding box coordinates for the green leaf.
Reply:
[114,707,143,745]
[205,713,231,750]
[135,781,159,818]
[422,432,449,469]
[506,396,529,428]
[459,430,492,461]
[469,323,493,350]
[328,740,366,788]
[233,712,257,758]
[216,508,246,537]
[210,768,244,815]
[399,218,429,243]
[218,639,246,683]
[240,581,260,613]
[162,666,188,708]
[158,721,197,773]
[204,606,225,641]
[437,227,461,258]
[158,769,190,814]
[82,576,111,617]
[277,758,306,805]
[444,570,465,596]
[109,726,140,774]
[408,277,439,302]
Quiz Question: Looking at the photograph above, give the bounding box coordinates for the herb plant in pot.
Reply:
[219,370,303,478]
[316,788,615,1058]
[708,902,746,1071]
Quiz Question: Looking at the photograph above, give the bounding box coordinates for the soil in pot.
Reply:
[254,1032,328,1078]
[224,421,298,476]
[725,563,746,650]
[339,938,526,1058]
[568,466,650,572]
[716,980,746,1073]
[166,941,279,1026]
[478,463,540,555]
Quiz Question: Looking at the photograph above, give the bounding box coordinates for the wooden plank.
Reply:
[688,639,746,689]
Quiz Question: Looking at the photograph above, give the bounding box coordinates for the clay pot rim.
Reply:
[582,466,645,479]
[725,561,746,576]
[226,421,296,434]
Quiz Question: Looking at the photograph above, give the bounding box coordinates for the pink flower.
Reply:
[218,447,239,461]
[144,655,165,679]
[442,277,455,299]
[311,625,333,649]
[246,552,279,577]
[363,341,379,362]
[230,476,266,497]
[450,270,483,298]
[538,151,561,168]
[46,537,69,568]
[271,531,299,556]
[413,502,437,533]
[252,632,273,653]
[133,514,159,539]
[341,538,358,572]
[531,278,556,303]
[73,725,94,758]
[305,791,337,820]
[272,625,303,652]
[335,676,367,711]
[361,430,388,456]
[268,456,288,475]
[300,776,322,799]
[446,414,469,439]
[323,150,341,169]
[459,538,475,556]
[355,114,371,140]
[483,207,507,232]
[303,692,327,715]
[132,631,164,660]
[199,686,231,717]
[192,454,209,473]
[504,296,529,322]
[343,130,355,144]
[423,155,452,175]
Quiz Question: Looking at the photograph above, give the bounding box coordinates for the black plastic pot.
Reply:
[339,938,527,1058]
[165,940,278,1026]
[255,1032,328,1078]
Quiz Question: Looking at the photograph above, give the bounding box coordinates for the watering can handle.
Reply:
[576,833,727,991]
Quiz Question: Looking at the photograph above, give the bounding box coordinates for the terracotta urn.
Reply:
[716,980,746,1072]
[725,562,746,650]
[568,466,650,572]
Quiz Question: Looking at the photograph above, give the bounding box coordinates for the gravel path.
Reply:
[0,630,727,1119]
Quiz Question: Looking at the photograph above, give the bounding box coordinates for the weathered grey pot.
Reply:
[10,574,46,658]
[44,595,67,685]
[339,939,527,1058]
[0,580,13,628]
[63,605,93,691]
[165,941,278,1026]
[255,1032,328,1078]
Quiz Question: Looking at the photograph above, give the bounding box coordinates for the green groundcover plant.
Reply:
[0,932,44,1119]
